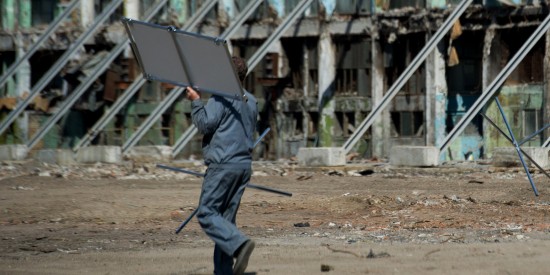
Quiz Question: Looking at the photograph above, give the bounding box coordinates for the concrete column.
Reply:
[482,27,498,91]
[302,43,310,144]
[370,34,388,158]
[80,0,94,27]
[16,0,31,97]
[425,40,447,150]
[543,31,550,142]
[124,0,140,57]
[1,0,16,30]
[124,0,140,19]
[16,0,31,143]
[18,0,31,28]
[169,0,188,25]
[317,28,336,147]
[0,0,16,96]
[303,43,310,97]
[482,28,502,157]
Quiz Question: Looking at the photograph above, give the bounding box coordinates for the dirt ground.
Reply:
[1,160,550,275]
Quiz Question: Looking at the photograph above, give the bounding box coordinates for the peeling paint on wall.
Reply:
[317,28,336,147]
[484,85,544,158]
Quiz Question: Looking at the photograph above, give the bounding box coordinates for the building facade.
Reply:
[0,0,549,161]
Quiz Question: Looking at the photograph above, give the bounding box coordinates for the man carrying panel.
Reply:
[185,56,257,275]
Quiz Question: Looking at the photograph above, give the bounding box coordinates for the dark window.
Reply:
[523,109,541,140]
[391,111,423,137]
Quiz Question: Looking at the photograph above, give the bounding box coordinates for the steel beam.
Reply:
[171,0,314,157]
[543,137,550,147]
[494,98,539,196]
[27,0,168,149]
[72,0,217,151]
[121,0,263,154]
[0,0,81,89]
[342,0,473,154]
[439,13,550,154]
[0,0,123,136]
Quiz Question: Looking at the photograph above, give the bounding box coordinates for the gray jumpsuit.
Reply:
[191,91,258,274]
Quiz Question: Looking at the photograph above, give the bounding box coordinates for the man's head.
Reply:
[232,56,248,83]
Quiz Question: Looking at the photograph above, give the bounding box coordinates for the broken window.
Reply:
[336,112,356,137]
[384,33,425,95]
[334,0,370,15]
[501,27,544,84]
[334,38,370,96]
[391,111,423,137]
[447,31,483,94]
[31,0,56,26]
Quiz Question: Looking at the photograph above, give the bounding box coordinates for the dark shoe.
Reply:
[233,240,255,275]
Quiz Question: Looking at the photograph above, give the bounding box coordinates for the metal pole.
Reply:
[494,98,539,196]
[439,13,550,154]
[519,123,550,146]
[157,164,292,234]
[480,113,550,179]
[0,0,81,89]
[342,0,473,153]
[156,164,292,196]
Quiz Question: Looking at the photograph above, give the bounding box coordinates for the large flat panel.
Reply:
[123,18,243,99]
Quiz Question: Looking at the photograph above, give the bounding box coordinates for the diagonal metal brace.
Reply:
[493,97,539,196]
[480,113,550,180]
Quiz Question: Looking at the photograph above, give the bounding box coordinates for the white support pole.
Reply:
[80,0,94,27]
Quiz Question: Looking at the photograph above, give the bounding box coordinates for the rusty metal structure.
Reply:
[0,0,549,161]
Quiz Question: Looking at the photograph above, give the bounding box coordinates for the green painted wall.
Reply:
[484,85,544,158]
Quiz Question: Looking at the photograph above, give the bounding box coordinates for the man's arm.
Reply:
[186,87,224,135]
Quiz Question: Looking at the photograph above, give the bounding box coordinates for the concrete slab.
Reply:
[76,146,122,164]
[0,145,28,161]
[296,147,346,167]
[125,145,173,163]
[33,149,77,165]
[390,146,440,167]
[492,147,550,169]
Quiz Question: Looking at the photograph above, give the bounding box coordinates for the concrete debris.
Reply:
[11,186,34,191]
[293,222,310,227]
[366,249,391,258]
[320,264,334,272]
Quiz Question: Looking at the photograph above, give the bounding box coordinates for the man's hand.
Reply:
[185,87,200,101]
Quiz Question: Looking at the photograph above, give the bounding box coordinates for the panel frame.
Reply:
[123,18,244,100]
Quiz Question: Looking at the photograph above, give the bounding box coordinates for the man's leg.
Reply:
[197,168,249,274]
[213,244,233,274]
[224,169,254,275]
